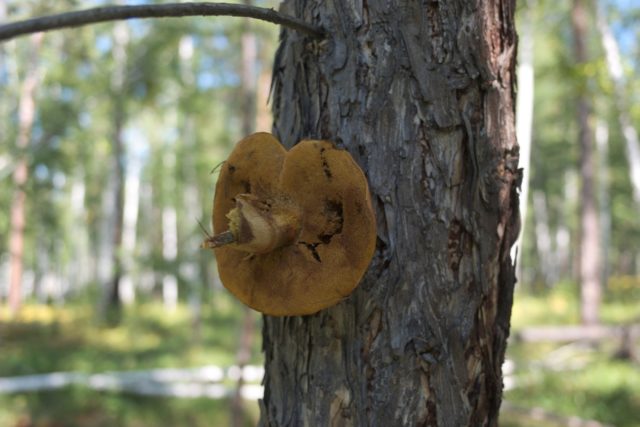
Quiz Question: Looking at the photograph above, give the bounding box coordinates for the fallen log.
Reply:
[513,324,640,343]
[0,365,264,399]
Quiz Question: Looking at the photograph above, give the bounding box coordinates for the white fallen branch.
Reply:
[0,365,265,399]
[513,324,640,343]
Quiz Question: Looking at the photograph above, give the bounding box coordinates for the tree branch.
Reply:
[0,2,324,43]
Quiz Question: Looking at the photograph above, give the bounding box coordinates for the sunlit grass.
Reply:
[511,280,640,329]
[505,281,640,426]
[0,292,263,374]
[0,389,260,427]
[0,293,263,426]
[511,288,579,329]
[2,283,639,426]
[504,352,640,427]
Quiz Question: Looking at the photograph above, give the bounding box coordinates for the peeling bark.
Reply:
[260,1,519,426]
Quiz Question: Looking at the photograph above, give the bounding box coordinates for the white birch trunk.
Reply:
[597,6,640,205]
[162,206,178,312]
[68,174,91,292]
[532,191,555,286]
[178,36,203,333]
[96,170,117,292]
[98,20,129,319]
[595,121,611,288]
[513,0,535,274]
[119,153,142,305]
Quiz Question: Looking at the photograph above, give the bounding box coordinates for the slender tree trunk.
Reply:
[108,106,125,308]
[256,67,272,132]
[119,162,141,305]
[68,172,91,293]
[240,4,257,137]
[8,33,42,317]
[232,6,259,425]
[571,0,601,326]
[98,20,128,320]
[161,204,178,311]
[557,171,576,281]
[178,35,204,340]
[260,1,519,425]
[597,5,640,205]
[532,191,555,287]
[595,121,611,289]
[514,0,535,279]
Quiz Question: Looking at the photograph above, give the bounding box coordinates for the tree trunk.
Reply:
[8,32,42,317]
[232,5,259,426]
[571,0,601,326]
[595,121,611,289]
[513,0,535,278]
[597,4,640,206]
[532,191,555,287]
[161,197,178,312]
[98,20,128,321]
[119,161,141,305]
[68,172,91,293]
[260,1,519,426]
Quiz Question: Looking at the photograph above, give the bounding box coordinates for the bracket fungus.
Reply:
[202,132,376,316]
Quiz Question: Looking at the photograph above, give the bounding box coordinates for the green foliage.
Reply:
[0,390,257,427]
[505,347,640,427]
[519,0,640,287]
[0,296,262,375]
[0,0,280,310]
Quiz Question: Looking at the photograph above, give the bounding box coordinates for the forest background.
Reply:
[0,0,638,426]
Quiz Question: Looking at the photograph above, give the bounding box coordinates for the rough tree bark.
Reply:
[260,1,519,426]
[571,0,601,326]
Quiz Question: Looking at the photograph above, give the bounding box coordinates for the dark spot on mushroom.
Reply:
[228,164,236,174]
[299,241,322,262]
[318,234,332,244]
[317,199,344,244]
[240,180,251,193]
[319,147,332,179]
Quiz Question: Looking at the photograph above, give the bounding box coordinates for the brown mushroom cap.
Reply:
[211,132,376,316]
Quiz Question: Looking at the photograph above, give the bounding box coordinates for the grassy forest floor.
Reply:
[0,283,638,427]
[0,294,263,427]
[503,280,640,427]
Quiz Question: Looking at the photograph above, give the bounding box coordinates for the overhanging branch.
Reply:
[0,2,324,43]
